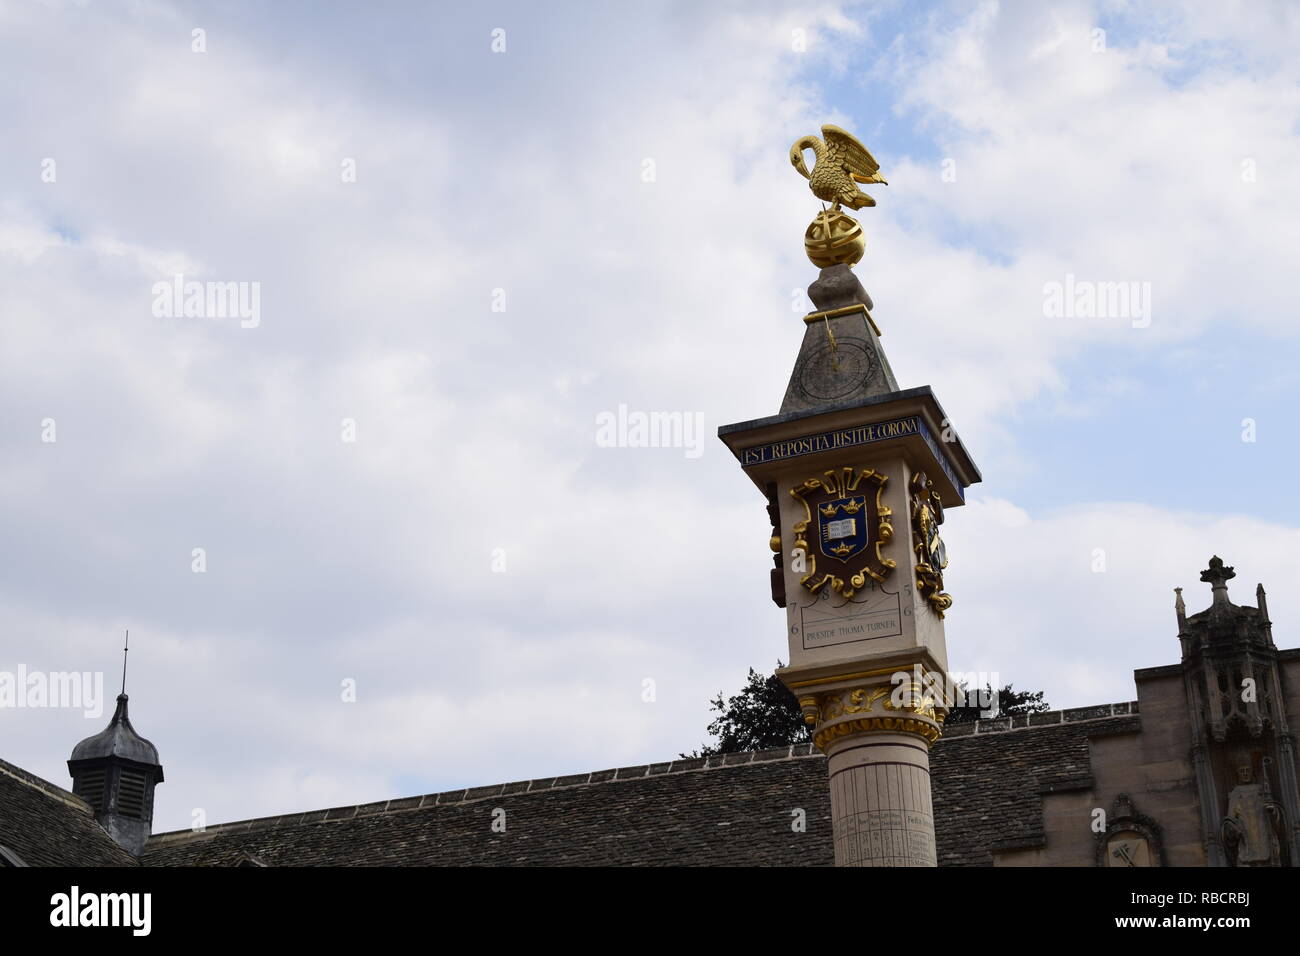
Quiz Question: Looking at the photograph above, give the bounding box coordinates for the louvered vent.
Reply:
[117,769,148,819]
[76,768,107,811]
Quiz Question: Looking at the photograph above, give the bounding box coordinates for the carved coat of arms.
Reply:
[910,471,952,617]
[790,466,895,599]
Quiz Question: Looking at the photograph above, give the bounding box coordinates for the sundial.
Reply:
[794,335,879,402]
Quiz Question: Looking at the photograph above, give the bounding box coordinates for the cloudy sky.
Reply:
[3,0,1299,832]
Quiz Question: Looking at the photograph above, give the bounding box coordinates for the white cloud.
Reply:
[944,496,1300,704]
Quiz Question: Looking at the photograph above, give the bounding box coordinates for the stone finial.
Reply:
[807,263,874,314]
[1200,555,1235,605]
[1175,587,1186,627]
[1257,583,1269,622]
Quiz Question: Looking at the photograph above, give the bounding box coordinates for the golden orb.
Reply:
[804,208,864,268]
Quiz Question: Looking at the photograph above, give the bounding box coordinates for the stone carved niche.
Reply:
[1096,794,1165,867]
[1220,754,1285,867]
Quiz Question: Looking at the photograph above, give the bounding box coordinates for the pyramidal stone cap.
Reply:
[780,264,898,416]
[70,693,163,774]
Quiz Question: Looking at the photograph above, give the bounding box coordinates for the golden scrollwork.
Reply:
[909,470,953,617]
[806,679,947,750]
[883,682,938,720]
[845,686,890,715]
[817,686,891,724]
[790,466,895,599]
[813,715,942,752]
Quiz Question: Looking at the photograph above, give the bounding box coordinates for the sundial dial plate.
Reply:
[795,336,878,402]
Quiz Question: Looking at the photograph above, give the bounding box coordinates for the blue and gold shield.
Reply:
[790,466,895,599]
[816,495,869,561]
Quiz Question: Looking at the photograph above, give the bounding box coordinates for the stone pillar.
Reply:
[828,729,936,866]
[718,210,980,868]
[794,667,944,866]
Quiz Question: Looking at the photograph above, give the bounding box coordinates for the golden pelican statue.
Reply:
[790,124,888,210]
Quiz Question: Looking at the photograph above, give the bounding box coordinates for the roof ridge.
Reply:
[144,700,1142,851]
[942,700,1140,738]
[0,756,91,813]
[146,743,824,848]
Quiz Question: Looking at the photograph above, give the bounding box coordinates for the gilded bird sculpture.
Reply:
[790,125,888,210]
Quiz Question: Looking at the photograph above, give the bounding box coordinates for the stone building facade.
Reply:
[993,557,1299,866]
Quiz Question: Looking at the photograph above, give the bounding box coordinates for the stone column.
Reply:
[799,672,944,866]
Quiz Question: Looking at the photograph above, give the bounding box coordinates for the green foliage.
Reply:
[687,669,1051,754]
[684,662,810,757]
[945,683,1050,724]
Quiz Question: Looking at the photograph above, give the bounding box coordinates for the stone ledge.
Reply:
[943,702,1140,739]
[1135,663,1183,680]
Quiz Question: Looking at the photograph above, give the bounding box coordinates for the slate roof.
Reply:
[139,702,1141,867]
[0,757,138,867]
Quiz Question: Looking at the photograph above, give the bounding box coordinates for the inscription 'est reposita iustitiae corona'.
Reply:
[739,417,919,467]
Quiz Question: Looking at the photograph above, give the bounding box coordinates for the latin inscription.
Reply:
[737,415,966,502]
[804,618,899,643]
[792,588,904,650]
[739,417,920,467]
